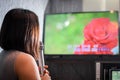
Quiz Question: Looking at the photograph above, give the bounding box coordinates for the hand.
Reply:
[39,65,51,80]
[41,72,51,80]
[43,65,49,75]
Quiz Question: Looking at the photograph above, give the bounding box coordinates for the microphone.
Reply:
[39,41,45,76]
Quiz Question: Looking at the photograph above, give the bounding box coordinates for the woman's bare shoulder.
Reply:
[14,51,40,80]
[14,51,35,61]
[14,51,37,69]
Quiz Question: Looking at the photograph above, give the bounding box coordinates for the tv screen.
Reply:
[109,69,120,80]
[43,11,119,55]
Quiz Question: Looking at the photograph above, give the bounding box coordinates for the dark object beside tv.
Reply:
[109,69,120,80]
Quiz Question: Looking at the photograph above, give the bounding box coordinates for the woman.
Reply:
[0,8,51,80]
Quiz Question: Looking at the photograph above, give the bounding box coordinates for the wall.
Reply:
[106,0,119,11]
[45,0,82,13]
[83,0,102,11]
[0,0,48,40]
[83,0,120,21]
[83,0,119,11]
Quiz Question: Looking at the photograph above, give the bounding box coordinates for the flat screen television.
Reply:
[43,11,119,55]
[109,69,120,80]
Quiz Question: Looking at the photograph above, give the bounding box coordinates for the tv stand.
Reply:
[45,55,120,80]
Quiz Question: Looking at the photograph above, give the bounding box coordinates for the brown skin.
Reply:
[14,51,50,80]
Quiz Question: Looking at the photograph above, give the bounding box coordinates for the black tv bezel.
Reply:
[43,10,120,58]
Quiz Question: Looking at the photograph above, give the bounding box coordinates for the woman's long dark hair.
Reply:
[0,8,40,60]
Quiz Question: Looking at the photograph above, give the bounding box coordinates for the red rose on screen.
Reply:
[74,18,118,54]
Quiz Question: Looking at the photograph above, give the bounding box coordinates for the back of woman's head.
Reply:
[0,8,40,59]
